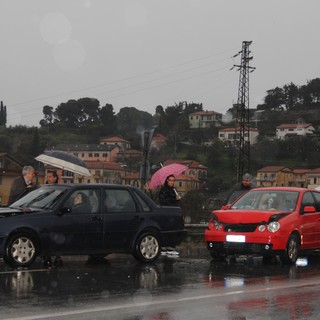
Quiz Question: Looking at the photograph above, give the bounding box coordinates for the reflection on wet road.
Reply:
[1,246,320,319]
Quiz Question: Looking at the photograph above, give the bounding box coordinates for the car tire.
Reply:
[133,231,161,263]
[4,233,38,268]
[280,234,300,264]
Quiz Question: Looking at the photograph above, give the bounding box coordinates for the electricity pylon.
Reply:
[231,41,256,182]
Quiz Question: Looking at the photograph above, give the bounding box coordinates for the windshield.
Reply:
[231,190,299,212]
[10,185,70,210]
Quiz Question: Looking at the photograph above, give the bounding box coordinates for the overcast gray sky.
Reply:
[1,0,319,127]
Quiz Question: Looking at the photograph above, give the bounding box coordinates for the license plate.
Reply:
[226,235,245,242]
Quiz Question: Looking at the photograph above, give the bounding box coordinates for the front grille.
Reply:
[224,223,258,232]
[208,242,273,254]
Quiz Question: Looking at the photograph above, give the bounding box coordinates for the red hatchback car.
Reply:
[204,187,320,264]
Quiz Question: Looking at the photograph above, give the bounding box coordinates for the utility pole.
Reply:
[231,41,256,182]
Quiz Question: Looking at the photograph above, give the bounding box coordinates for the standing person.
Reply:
[45,170,58,184]
[159,175,181,206]
[8,166,35,205]
[43,169,63,268]
[158,175,181,255]
[226,173,255,204]
[56,169,64,183]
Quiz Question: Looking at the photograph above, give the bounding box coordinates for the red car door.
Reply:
[299,191,320,249]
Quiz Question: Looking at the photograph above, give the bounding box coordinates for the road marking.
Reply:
[4,278,320,320]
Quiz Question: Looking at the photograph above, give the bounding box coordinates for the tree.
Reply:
[116,107,154,145]
[283,82,300,110]
[99,103,117,135]
[306,78,320,104]
[39,105,54,128]
[264,87,285,111]
[0,102,7,126]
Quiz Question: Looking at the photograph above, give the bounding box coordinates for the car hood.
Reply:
[0,207,37,217]
[212,209,289,224]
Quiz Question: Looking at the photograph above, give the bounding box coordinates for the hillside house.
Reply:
[189,111,222,129]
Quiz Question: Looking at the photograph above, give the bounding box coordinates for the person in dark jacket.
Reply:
[43,169,63,268]
[226,173,255,204]
[45,170,59,184]
[159,175,181,206]
[8,166,35,205]
[158,175,181,255]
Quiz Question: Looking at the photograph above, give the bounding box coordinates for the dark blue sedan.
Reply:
[0,184,186,268]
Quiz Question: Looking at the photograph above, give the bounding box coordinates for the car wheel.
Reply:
[4,233,38,268]
[280,234,300,264]
[134,231,161,263]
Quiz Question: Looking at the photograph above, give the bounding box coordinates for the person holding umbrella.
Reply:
[158,175,181,256]
[159,175,181,206]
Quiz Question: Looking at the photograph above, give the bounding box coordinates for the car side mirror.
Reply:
[221,204,231,210]
[58,207,71,216]
[303,205,316,214]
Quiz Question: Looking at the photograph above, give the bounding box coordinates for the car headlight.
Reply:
[267,221,280,233]
[213,220,222,230]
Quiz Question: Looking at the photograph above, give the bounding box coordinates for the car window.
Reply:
[231,190,298,211]
[104,189,136,213]
[64,189,99,214]
[133,191,152,212]
[311,192,320,211]
[11,186,68,209]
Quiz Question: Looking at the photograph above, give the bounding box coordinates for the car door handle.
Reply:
[91,216,103,222]
[134,215,144,221]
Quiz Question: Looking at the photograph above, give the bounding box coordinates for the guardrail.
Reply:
[184,223,207,242]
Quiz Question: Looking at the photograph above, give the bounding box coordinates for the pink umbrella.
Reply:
[149,163,188,189]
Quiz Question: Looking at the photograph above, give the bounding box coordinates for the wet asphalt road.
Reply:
[1,244,320,320]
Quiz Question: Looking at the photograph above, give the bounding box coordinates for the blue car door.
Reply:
[49,188,104,254]
[102,188,144,250]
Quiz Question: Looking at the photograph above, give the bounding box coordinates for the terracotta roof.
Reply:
[190,110,222,116]
[54,144,116,152]
[307,168,320,174]
[276,123,313,129]
[257,166,292,173]
[152,134,167,142]
[292,169,311,174]
[99,136,129,143]
[219,127,258,132]
[84,161,125,171]
[164,159,208,170]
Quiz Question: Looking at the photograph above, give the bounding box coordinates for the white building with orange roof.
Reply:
[276,123,314,140]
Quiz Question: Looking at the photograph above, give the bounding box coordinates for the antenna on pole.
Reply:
[231,41,256,182]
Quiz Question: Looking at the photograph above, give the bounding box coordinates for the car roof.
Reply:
[250,186,314,192]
